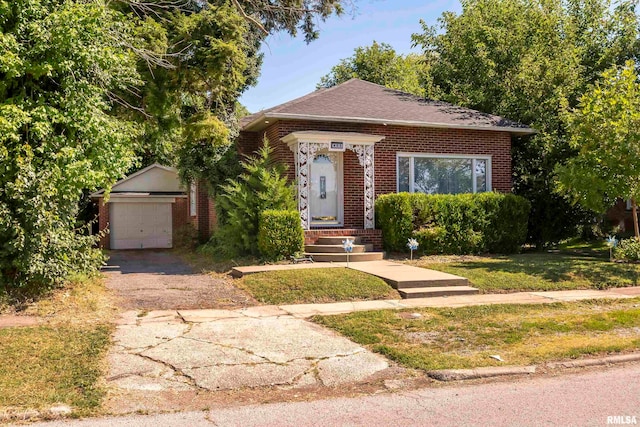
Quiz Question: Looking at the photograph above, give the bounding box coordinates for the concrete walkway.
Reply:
[232,260,464,284]
[110,287,640,323]
[232,260,475,298]
[227,286,640,318]
[345,260,466,286]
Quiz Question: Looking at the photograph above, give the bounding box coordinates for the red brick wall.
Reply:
[172,198,190,242]
[607,200,636,233]
[239,120,513,228]
[237,131,261,156]
[195,181,217,242]
[97,197,110,249]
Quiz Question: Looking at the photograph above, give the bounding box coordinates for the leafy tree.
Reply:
[118,0,347,186]
[556,61,640,238]
[0,0,346,290]
[0,0,140,289]
[411,0,640,246]
[318,41,427,96]
[213,139,296,256]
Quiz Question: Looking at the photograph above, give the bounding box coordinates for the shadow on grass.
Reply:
[427,252,640,288]
[1,282,56,313]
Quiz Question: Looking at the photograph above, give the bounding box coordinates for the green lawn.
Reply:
[0,324,112,415]
[409,251,640,292]
[314,298,640,371]
[237,268,400,304]
[0,275,116,418]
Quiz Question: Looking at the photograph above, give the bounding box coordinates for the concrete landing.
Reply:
[344,261,475,297]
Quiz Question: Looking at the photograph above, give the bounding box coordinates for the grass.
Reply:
[237,268,400,304]
[314,298,640,371]
[0,274,115,417]
[0,325,112,416]
[406,250,640,293]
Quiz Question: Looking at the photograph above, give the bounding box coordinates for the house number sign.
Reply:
[329,141,345,151]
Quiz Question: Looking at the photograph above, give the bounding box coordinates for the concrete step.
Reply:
[305,252,384,262]
[398,286,480,299]
[315,236,363,245]
[305,244,368,253]
[388,276,469,289]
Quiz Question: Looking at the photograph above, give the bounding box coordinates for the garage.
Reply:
[91,164,191,250]
[110,201,173,249]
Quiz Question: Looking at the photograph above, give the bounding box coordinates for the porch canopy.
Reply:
[282,131,385,230]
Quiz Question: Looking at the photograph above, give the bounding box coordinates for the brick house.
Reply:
[238,79,535,254]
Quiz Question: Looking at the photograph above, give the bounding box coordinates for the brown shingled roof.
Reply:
[241,79,535,135]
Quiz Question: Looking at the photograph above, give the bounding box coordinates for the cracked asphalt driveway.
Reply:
[103,250,255,310]
[107,309,389,402]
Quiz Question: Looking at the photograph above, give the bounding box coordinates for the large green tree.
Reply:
[556,61,640,238]
[0,0,140,288]
[0,0,346,289]
[118,0,347,186]
[318,41,427,96]
[412,0,640,246]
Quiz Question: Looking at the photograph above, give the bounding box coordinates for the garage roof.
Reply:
[91,164,185,198]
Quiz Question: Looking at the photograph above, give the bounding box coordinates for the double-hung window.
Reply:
[190,182,197,217]
[397,153,491,194]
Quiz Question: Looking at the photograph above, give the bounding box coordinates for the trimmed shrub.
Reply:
[374,192,413,251]
[258,210,304,261]
[614,238,640,262]
[375,192,531,254]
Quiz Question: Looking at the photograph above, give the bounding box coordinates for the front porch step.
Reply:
[387,277,469,289]
[305,252,384,262]
[315,236,363,245]
[398,286,480,299]
[304,244,373,253]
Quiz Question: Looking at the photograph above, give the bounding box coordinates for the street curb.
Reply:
[427,366,536,381]
[545,353,640,369]
[427,353,640,382]
[0,405,71,423]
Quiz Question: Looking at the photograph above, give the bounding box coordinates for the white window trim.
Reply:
[189,182,197,217]
[396,152,492,194]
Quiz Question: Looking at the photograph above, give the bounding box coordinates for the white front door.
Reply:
[309,151,343,227]
[110,202,173,249]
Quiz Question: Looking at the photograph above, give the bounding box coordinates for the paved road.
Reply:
[103,251,255,310]
[30,363,640,426]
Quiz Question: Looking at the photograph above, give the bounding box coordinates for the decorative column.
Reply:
[294,141,323,230]
[346,144,375,229]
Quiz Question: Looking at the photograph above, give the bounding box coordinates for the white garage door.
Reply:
[110,202,172,249]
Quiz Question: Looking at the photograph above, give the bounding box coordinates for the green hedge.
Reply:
[614,238,640,261]
[257,210,305,261]
[375,193,531,254]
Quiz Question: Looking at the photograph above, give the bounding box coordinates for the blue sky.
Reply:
[239,0,462,113]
